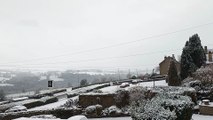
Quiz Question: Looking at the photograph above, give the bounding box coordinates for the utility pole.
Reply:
[136,69,139,77]
[77,70,80,87]
[128,69,131,79]
[152,69,155,88]
[118,68,120,81]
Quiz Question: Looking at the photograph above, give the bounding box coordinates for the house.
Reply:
[204,46,213,65]
[159,54,180,75]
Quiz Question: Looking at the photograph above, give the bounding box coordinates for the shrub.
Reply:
[85,104,103,117]
[60,98,79,108]
[114,89,130,108]
[45,97,58,104]
[168,60,181,86]
[102,105,122,117]
[23,100,44,109]
[0,89,5,101]
[129,86,148,103]
[130,93,194,120]
[67,93,78,98]
[93,89,103,93]
[193,65,213,85]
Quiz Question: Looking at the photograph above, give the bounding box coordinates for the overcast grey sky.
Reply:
[0,0,213,71]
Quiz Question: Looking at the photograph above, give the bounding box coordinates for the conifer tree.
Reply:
[180,48,197,79]
[168,60,181,86]
[180,34,206,80]
[188,34,206,68]
[0,89,5,101]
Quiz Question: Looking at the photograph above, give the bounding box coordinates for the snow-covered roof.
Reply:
[207,49,213,53]
[79,92,115,96]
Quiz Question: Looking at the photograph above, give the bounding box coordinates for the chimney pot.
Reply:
[172,54,175,59]
[204,46,208,54]
[209,51,212,62]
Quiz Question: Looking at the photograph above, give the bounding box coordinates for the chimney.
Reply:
[172,54,175,59]
[209,51,212,62]
[204,46,208,54]
[164,56,167,60]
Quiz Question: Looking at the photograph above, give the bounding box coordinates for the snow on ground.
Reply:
[192,114,213,120]
[100,86,120,93]
[88,114,213,120]
[67,83,108,94]
[6,91,35,99]
[30,84,108,110]
[100,80,167,93]
[14,118,62,120]
[0,76,11,81]
[28,96,78,111]
[0,83,14,86]
[137,80,167,87]
[7,88,66,99]
[11,113,213,120]
[89,117,131,120]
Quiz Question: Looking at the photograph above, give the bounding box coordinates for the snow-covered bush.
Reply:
[93,89,103,93]
[23,97,58,109]
[23,100,44,109]
[151,86,197,104]
[193,65,213,86]
[85,104,103,117]
[114,89,130,108]
[5,105,27,113]
[31,114,56,119]
[68,115,88,120]
[102,105,122,117]
[130,93,194,120]
[44,97,58,104]
[60,98,79,108]
[129,86,148,103]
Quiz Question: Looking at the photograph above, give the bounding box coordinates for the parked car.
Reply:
[120,82,130,88]
[132,80,138,84]
[5,105,27,113]
[68,115,88,120]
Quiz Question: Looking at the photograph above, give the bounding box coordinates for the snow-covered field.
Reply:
[0,83,14,86]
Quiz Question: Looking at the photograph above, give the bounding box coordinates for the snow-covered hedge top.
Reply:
[79,92,115,96]
[131,93,194,120]
[151,86,196,95]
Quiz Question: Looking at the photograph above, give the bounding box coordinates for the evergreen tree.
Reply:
[188,34,206,68]
[180,48,197,79]
[0,89,5,101]
[80,79,88,86]
[168,60,181,86]
[180,34,206,80]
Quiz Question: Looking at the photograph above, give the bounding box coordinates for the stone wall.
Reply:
[79,93,116,108]
[200,104,213,115]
